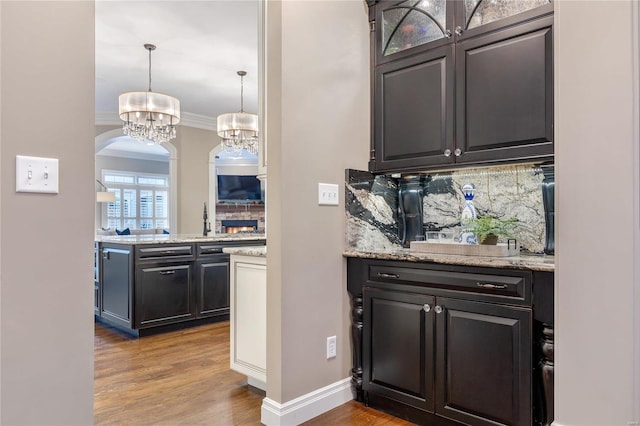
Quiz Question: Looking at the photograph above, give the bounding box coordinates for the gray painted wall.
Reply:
[0,2,94,424]
[265,0,370,403]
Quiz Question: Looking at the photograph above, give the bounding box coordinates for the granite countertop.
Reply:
[96,233,266,245]
[343,247,554,272]
[223,246,267,257]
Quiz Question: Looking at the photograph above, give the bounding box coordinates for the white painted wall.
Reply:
[554,1,640,424]
[0,2,94,424]
[265,0,369,408]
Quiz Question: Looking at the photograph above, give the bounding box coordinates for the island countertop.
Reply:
[96,233,265,245]
[343,247,554,272]
[223,246,267,257]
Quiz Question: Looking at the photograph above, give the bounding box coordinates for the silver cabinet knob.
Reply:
[454,148,462,157]
[434,305,443,314]
[444,29,452,38]
[455,26,464,36]
[423,304,431,313]
[444,149,452,157]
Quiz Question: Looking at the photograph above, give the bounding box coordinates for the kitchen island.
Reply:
[344,248,554,426]
[224,245,267,391]
[94,234,265,337]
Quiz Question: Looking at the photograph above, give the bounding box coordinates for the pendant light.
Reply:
[118,44,180,145]
[217,71,259,155]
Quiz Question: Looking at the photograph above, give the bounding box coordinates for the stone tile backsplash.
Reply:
[346,164,547,253]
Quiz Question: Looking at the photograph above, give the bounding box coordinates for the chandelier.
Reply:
[118,44,180,145]
[217,71,259,155]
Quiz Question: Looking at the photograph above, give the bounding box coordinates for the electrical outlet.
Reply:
[318,183,339,206]
[327,335,337,359]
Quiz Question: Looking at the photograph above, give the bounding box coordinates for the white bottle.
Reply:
[459,183,478,245]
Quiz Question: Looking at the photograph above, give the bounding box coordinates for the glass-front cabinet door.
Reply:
[455,0,552,39]
[374,0,552,64]
[376,0,453,64]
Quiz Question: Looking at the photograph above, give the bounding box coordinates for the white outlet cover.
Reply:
[318,183,339,206]
[16,155,59,194]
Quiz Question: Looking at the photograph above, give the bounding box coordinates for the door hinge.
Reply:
[370,20,376,33]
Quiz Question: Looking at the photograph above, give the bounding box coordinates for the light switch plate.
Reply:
[16,155,59,194]
[318,183,339,206]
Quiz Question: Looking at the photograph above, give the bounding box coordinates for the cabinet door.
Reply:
[455,0,552,41]
[455,16,553,165]
[435,297,531,426]
[373,45,454,172]
[135,263,195,328]
[196,259,230,319]
[363,287,436,413]
[375,0,453,65]
[101,247,133,327]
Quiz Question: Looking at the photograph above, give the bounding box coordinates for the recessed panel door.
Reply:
[363,287,436,413]
[436,297,532,425]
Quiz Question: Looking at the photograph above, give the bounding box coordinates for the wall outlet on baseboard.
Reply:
[326,335,337,359]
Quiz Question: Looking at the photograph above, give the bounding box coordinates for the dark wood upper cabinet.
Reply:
[455,16,553,165]
[368,0,553,173]
[374,45,455,171]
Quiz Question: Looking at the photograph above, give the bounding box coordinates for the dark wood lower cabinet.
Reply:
[435,298,531,425]
[135,262,195,328]
[196,256,230,319]
[363,289,435,413]
[350,258,553,426]
[96,240,264,336]
[101,245,133,329]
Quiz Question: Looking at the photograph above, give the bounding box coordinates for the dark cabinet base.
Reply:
[96,314,227,338]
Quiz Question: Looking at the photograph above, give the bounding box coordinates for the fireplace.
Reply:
[221,219,258,234]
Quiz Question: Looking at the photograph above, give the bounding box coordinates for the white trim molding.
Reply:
[260,378,353,426]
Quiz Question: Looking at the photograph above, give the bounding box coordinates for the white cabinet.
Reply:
[229,254,267,390]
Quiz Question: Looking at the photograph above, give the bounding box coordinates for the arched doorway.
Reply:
[95,129,178,233]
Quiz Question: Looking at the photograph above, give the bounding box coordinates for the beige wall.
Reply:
[0,2,94,424]
[555,1,640,424]
[266,0,370,403]
[173,125,220,234]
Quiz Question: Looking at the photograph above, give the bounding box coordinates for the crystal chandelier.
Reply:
[217,71,259,155]
[118,44,180,145]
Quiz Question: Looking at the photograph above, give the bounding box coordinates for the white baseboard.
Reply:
[261,377,353,426]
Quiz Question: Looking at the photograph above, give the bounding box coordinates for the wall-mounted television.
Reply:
[217,175,262,203]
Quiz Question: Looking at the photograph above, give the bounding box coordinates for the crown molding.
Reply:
[95,111,217,131]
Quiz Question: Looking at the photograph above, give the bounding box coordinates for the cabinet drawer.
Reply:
[368,264,530,306]
[136,245,194,261]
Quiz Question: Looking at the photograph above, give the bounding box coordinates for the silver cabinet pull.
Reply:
[444,29,452,38]
[477,282,508,289]
[444,149,452,157]
[377,272,399,279]
[434,305,443,314]
[159,270,176,275]
[423,304,431,313]
[454,148,462,157]
[455,26,464,36]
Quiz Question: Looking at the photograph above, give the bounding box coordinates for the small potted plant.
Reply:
[465,215,518,245]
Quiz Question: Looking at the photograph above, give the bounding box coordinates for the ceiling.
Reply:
[95,0,259,140]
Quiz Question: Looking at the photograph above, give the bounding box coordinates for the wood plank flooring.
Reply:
[94,321,413,425]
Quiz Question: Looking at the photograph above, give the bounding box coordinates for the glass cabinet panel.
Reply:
[464,0,550,30]
[382,0,447,56]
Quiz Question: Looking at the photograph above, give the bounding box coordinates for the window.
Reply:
[101,170,170,231]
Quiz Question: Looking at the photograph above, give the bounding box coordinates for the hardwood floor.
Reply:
[94,321,413,425]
